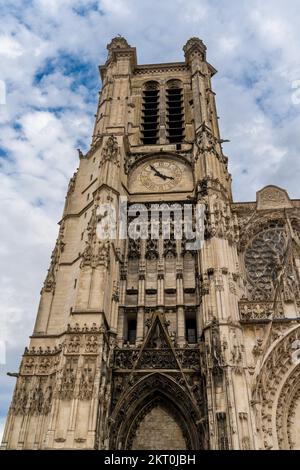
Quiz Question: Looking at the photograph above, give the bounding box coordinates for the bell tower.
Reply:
[3,36,300,451]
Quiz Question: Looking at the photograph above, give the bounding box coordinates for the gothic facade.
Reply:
[2,37,300,450]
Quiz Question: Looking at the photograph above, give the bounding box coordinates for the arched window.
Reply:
[166,80,184,144]
[141,81,159,145]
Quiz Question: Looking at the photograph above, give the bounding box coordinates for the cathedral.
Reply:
[2,36,300,450]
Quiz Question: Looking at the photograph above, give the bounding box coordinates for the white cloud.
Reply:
[101,0,131,16]
[0,35,24,57]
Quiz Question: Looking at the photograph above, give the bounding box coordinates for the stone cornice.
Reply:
[134,62,188,75]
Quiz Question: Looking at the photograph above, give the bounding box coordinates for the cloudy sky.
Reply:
[1,0,300,440]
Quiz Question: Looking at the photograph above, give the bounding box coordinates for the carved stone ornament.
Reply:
[59,358,78,400]
[43,222,65,292]
[66,171,77,197]
[145,239,159,260]
[257,186,293,211]
[12,376,54,416]
[107,36,131,54]
[114,313,201,374]
[244,225,300,302]
[183,37,207,60]
[239,302,284,321]
[195,122,227,165]
[100,135,120,167]
[81,207,110,268]
[201,192,238,243]
[253,325,300,450]
[128,238,140,259]
[210,318,224,377]
[78,360,95,400]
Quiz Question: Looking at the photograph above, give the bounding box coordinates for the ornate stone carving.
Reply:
[195,123,227,165]
[252,338,264,357]
[66,335,81,354]
[78,360,95,400]
[124,153,146,175]
[244,225,300,302]
[183,37,207,61]
[66,322,104,334]
[199,193,238,243]
[239,302,285,321]
[37,357,53,375]
[128,238,140,259]
[145,239,159,260]
[43,222,65,292]
[107,36,131,54]
[12,377,30,415]
[22,357,35,375]
[66,171,77,198]
[85,334,99,354]
[253,325,300,449]
[12,376,54,416]
[209,319,224,377]
[100,135,119,167]
[59,358,78,400]
[229,330,244,374]
[24,345,62,356]
[163,238,177,257]
[257,186,292,211]
[111,282,120,303]
[176,349,201,371]
[81,207,111,268]
[216,412,229,450]
[138,350,178,369]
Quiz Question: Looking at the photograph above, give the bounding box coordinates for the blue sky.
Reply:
[1,0,300,440]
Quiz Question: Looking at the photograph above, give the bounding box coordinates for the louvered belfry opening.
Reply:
[166,80,184,144]
[141,81,159,145]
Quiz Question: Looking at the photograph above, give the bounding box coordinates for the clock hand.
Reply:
[149,165,168,180]
[163,174,174,181]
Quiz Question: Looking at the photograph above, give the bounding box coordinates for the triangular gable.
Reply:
[136,313,180,370]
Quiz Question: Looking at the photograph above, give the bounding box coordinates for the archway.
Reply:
[276,364,300,449]
[129,396,187,450]
[254,324,300,449]
[109,373,206,450]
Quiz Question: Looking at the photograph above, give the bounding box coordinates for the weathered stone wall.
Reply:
[132,405,187,450]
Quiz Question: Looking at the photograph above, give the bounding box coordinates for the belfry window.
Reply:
[166,80,184,144]
[141,81,159,145]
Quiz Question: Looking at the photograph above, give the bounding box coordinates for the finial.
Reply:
[107,36,130,53]
[77,148,84,159]
[183,37,207,61]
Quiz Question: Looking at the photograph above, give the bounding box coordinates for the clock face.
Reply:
[139,160,182,192]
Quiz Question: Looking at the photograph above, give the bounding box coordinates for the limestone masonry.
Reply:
[2,36,300,450]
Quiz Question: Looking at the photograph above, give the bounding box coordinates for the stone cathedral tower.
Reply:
[2,37,300,451]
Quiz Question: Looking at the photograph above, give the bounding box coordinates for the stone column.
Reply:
[136,307,144,344]
[176,272,185,345]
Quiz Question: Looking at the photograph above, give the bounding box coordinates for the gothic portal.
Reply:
[2,37,300,450]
